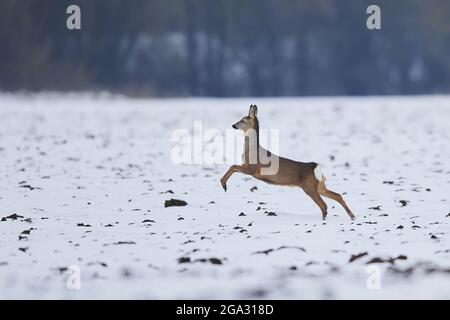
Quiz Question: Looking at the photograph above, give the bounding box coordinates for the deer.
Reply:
[220,104,355,221]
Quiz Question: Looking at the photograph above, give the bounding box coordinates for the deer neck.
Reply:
[244,120,260,165]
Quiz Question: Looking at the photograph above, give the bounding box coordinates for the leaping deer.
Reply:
[220,105,355,221]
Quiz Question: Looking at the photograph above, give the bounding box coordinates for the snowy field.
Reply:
[0,93,450,299]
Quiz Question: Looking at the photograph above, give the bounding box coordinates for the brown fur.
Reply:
[220,105,355,221]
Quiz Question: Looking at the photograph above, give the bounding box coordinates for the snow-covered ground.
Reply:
[0,93,449,299]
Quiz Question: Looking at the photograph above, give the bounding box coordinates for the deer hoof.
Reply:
[221,182,227,192]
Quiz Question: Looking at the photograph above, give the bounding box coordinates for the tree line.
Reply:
[1,0,449,96]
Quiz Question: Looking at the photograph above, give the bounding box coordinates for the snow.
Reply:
[0,93,449,299]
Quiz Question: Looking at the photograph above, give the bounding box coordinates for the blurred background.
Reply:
[1,0,450,97]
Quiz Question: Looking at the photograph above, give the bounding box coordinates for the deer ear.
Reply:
[249,105,258,118]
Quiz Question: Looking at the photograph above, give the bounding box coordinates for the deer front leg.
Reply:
[220,165,249,192]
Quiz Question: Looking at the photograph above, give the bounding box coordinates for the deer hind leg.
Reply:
[317,181,355,220]
[303,187,328,220]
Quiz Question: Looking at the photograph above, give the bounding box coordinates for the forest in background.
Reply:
[1,0,450,96]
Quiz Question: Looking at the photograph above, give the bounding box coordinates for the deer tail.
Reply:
[313,163,327,184]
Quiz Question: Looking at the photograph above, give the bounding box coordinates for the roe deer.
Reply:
[220,105,355,221]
